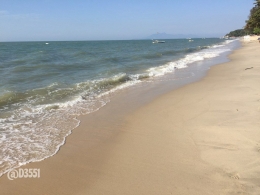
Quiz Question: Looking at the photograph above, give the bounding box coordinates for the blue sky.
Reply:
[0,0,254,41]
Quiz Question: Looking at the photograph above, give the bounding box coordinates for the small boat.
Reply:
[152,40,165,43]
[188,40,194,42]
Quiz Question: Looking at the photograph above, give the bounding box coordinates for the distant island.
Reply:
[146,32,221,39]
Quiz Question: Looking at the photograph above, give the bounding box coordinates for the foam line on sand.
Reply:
[0,39,260,195]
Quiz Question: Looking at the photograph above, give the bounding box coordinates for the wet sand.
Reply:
[0,39,260,194]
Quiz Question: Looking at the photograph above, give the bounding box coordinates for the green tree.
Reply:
[226,29,248,37]
[255,0,260,6]
[245,0,260,33]
[253,27,260,34]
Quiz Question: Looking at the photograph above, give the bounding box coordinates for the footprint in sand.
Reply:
[230,174,240,180]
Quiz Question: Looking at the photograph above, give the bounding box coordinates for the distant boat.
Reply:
[189,40,194,42]
[152,40,165,43]
[45,43,49,45]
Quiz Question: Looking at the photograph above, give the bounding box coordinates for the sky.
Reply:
[0,0,255,41]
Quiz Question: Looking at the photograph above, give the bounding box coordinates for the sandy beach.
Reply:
[0,38,260,194]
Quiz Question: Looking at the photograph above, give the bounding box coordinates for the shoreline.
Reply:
[0,39,260,194]
[0,38,236,178]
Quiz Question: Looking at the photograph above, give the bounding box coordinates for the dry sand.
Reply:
[250,35,260,41]
[0,39,260,194]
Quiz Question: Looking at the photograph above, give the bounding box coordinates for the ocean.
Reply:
[0,38,239,176]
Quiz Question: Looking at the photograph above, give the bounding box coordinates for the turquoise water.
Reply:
[0,38,237,176]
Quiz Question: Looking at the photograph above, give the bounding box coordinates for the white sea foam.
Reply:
[0,39,238,177]
[147,45,231,77]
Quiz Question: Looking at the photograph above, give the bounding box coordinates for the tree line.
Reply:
[226,0,260,37]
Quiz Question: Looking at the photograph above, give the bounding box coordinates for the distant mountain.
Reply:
[146,32,223,39]
[147,32,198,39]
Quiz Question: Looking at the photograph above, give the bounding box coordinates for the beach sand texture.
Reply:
[0,39,260,194]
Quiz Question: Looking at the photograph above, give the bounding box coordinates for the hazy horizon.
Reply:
[0,35,226,43]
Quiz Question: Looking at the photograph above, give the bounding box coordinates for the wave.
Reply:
[147,46,232,77]
[0,38,238,177]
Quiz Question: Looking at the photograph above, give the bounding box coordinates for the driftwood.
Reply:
[245,67,253,70]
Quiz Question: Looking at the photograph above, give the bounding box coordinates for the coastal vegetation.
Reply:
[226,29,248,37]
[226,0,260,37]
[245,0,260,34]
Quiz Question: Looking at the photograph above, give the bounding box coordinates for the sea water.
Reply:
[0,38,239,176]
